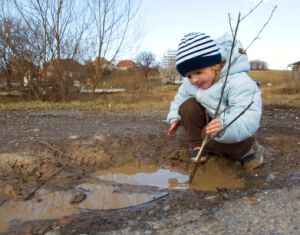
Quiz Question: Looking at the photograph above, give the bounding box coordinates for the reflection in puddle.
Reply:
[0,159,244,232]
[96,159,244,192]
[96,165,189,188]
[0,183,166,232]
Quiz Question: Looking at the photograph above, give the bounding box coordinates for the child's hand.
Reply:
[206,118,222,137]
[167,119,181,137]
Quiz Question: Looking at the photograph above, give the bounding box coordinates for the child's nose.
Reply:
[190,76,200,84]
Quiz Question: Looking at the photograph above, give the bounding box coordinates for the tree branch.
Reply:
[188,13,241,184]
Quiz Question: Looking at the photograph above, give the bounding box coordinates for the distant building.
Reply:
[161,49,177,68]
[116,60,136,71]
[288,61,300,81]
[92,57,113,71]
[43,58,85,80]
[160,49,182,84]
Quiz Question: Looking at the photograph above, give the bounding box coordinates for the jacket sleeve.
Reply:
[166,83,190,124]
[214,78,262,143]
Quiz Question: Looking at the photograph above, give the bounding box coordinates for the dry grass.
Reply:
[250,70,300,106]
[0,69,299,111]
[0,85,178,112]
[249,70,291,86]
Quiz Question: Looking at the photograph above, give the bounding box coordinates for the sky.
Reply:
[135,0,300,70]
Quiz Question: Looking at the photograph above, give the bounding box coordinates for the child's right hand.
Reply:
[167,119,181,137]
[206,118,223,137]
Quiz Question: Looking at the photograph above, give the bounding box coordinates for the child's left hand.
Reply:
[206,118,223,137]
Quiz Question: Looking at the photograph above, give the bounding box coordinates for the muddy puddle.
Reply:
[0,156,244,232]
[95,157,244,191]
[0,183,167,232]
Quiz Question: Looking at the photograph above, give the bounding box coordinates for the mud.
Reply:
[0,104,299,234]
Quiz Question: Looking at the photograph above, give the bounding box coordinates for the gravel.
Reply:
[104,186,300,235]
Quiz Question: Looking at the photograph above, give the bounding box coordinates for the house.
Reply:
[43,58,85,80]
[91,57,113,71]
[116,59,136,71]
[288,61,300,81]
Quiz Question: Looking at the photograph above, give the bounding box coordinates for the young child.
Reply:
[166,32,263,169]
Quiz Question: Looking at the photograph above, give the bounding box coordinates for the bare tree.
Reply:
[84,0,141,94]
[9,0,88,101]
[250,59,268,70]
[0,17,37,92]
[0,17,14,89]
[135,51,156,89]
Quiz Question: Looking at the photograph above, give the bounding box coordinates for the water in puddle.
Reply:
[95,165,189,188]
[0,158,244,232]
[190,157,245,191]
[0,183,166,232]
[96,158,244,191]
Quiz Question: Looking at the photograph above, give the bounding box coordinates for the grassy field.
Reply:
[250,70,300,106]
[0,69,299,111]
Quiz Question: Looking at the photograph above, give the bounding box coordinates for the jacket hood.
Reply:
[215,33,250,77]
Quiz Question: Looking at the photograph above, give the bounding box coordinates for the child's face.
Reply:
[187,67,217,89]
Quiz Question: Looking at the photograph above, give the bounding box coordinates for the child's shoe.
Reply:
[241,141,264,171]
[190,148,210,163]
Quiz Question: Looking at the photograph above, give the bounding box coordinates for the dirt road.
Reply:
[0,104,299,234]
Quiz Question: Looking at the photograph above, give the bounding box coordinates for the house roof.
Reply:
[116,60,136,68]
[92,57,111,65]
[288,60,300,67]
[44,58,85,73]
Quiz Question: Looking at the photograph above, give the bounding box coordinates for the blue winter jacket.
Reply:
[166,33,262,143]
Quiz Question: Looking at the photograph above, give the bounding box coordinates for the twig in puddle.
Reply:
[24,168,63,201]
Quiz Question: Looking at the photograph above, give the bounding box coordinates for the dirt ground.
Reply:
[0,104,299,234]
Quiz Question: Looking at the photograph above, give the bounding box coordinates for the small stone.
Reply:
[243,196,259,205]
[93,135,105,141]
[205,195,218,201]
[163,205,170,211]
[290,171,300,180]
[266,173,277,182]
[69,135,79,139]
[19,225,33,235]
[44,230,61,235]
[70,191,87,204]
[58,214,82,226]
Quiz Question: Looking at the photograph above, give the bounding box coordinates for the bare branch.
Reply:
[240,0,264,21]
[189,13,242,184]
[208,101,254,144]
[228,13,234,37]
[24,168,63,201]
[215,13,241,118]
[244,5,277,52]
[188,100,254,183]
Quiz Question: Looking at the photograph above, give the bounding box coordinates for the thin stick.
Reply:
[240,0,264,21]
[24,168,63,200]
[232,6,277,65]
[189,100,254,183]
[214,13,241,117]
[207,100,254,144]
[244,6,277,52]
[188,13,241,184]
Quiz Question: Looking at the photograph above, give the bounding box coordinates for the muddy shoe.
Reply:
[190,149,208,163]
[241,142,264,171]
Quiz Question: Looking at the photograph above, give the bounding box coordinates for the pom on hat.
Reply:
[176,32,221,76]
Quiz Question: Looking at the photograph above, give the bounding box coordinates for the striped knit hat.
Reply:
[176,32,221,76]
